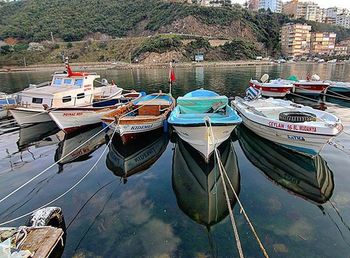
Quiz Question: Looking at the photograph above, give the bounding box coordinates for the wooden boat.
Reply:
[237,126,334,204]
[249,78,294,97]
[0,92,17,119]
[106,131,168,183]
[10,62,123,127]
[168,89,241,161]
[48,91,144,133]
[172,136,240,226]
[232,96,343,156]
[101,93,175,144]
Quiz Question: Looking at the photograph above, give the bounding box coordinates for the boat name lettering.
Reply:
[268,122,317,132]
[63,112,83,116]
[134,148,157,163]
[287,135,305,141]
[131,124,153,130]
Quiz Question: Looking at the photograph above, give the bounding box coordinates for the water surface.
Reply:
[1,63,350,257]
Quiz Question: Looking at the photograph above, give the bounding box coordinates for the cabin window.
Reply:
[77,93,85,99]
[53,78,62,86]
[32,97,43,104]
[62,96,72,103]
[64,79,72,85]
[74,79,83,87]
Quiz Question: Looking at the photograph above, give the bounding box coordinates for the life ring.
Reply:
[279,111,316,123]
[27,207,66,231]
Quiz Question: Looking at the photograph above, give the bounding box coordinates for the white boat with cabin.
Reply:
[10,63,123,127]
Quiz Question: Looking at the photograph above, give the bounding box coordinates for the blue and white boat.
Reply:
[326,81,350,95]
[0,92,17,119]
[168,89,241,160]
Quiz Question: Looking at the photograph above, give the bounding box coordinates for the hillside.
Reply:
[1,0,350,66]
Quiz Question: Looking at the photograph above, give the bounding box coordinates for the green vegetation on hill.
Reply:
[1,0,350,65]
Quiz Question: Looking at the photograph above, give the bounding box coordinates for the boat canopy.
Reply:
[177,96,228,114]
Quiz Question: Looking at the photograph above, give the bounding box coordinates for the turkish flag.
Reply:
[169,67,176,83]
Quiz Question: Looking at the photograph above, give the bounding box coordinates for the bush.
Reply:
[133,35,182,58]
[66,42,73,49]
[221,39,260,60]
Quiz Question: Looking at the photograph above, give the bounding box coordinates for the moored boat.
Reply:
[168,89,241,161]
[237,126,334,204]
[101,93,175,144]
[326,81,350,96]
[291,74,329,95]
[249,78,294,97]
[48,91,144,133]
[0,92,17,119]
[10,61,123,127]
[232,95,343,156]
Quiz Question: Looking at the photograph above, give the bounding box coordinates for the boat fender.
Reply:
[27,207,66,231]
[279,111,316,123]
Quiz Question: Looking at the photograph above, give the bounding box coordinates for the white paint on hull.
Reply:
[10,108,51,126]
[173,125,236,160]
[49,108,113,132]
[109,119,164,135]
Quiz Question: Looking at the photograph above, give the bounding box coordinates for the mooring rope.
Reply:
[0,125,118,226]
[0,121,115,205]
[205,117,270,258]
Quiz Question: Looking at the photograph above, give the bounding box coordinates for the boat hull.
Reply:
[293,84,328,95]
[240,113,332,156]
[10,108,52,126]
[173,124,236,160]
[49,108,114,133]
[108,119,165,144]
[250,82,292,97]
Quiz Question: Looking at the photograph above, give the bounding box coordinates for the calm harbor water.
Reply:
[1,63,350,257]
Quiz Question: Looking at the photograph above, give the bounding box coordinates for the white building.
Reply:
[336,14,350,29]
[259,0,282,13]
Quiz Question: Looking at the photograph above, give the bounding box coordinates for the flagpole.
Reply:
[169,61,173,97]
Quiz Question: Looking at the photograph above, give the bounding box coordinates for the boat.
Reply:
[101,93,175,144]
[237,126,334,204]
[326,81,350,96]
[172,136,240,227]
[106,131,168,183]
[0,92,17,119]
[167,89,241,161]
[54,125,108,170]
[292,74,329,95]
[48,91,144,133]
[232,94,343,156]
[249,74,294,97]
[10,61,123,127]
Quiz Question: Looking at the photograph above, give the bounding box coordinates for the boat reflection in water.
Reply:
[106,131,169,183]
[17,121,60,150]
[237,126,334,204]
[172,135,240,228]
[55,125,108,171]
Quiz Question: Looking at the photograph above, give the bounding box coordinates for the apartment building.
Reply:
[310,32,336,56]
[259,0,282,13]
[280,23,312,58]
[282,1,322,22]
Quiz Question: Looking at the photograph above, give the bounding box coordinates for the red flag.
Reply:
[170,69,176,82]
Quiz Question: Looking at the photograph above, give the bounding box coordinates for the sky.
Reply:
[232,0,350,9]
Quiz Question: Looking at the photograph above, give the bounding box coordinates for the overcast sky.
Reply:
[232,0,350,9]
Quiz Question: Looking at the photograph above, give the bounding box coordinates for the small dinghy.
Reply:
[102,93,174,144]
[49,91,144,133]
[168,89,241,161]
[232,88,343,156]
[0,92,17,119]
[249,74,294,97]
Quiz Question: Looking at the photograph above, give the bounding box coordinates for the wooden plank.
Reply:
[19,227,64,258]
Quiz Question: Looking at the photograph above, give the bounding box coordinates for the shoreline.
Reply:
[0,60,275,73]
